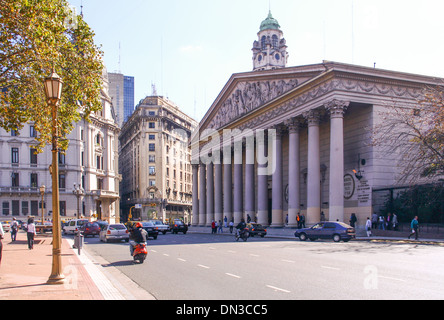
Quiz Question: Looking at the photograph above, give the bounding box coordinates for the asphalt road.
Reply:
[79,232,444,300]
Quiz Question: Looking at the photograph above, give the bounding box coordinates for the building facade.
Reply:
[108,72,135,127]
[191,12,443,229]
[119,96,197,223]
[0,68,121,223]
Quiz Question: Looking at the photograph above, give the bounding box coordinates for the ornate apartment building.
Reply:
[119,96,197,223]
[0,68,121,223]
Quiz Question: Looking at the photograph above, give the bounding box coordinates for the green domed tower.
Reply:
[252,11,288,71]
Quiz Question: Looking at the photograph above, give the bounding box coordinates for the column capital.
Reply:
[284,117,304,133]
[303,109,321,126]
[324,99,350,118]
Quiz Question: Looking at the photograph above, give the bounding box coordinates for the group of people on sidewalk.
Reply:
[365,215,421,240]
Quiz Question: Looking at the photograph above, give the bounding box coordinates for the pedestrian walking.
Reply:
[229,219,234,233]
[224,216,228,228]
[26,217,36,249]
[211,220,216,234]
[372,212,378,229]
[0,221,4,265]
[408,216,419,240]
[218,220,223,233]
[349,213,357,228]
[10,217,19,242]
[296,213,302,229]
[365,217,372,237]
[392,213,398,231]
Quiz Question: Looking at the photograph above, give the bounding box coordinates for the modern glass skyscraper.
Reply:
[108,72,135,127]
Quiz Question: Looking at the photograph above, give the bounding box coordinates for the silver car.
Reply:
[99,223,129,243]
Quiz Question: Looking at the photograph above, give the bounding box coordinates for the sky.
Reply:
[68,0,444,122]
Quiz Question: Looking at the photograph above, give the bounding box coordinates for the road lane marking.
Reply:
[379,275,406,282]
[281,259,295,263]
[321,266,341,271]
[266,285,291,293]
[228,250,237,253]
[151,249,157,253]
[249,254,260,257]
[163,253,170,257]
[225,273,241,279]
[198,264,210,269]
[177,258,186,262]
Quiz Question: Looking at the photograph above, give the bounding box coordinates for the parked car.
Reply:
[99,223,129,243]
[149,219,169,234]
[80,222,101,238]
[1,221,10,233]
[63,219,89,235]
[142,221,159,240]
[246,223,267,237]
[170,219,188,234]
[294,221,356,242]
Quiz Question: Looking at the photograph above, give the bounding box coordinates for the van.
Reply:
[63,219,89,235]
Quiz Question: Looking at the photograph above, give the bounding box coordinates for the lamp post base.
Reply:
[47,274,65,285]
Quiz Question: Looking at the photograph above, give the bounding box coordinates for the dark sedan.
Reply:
[142,221,159,240]
[246,223,267,237]
[294,221,355,242]
[80,222,101,237]
[170,219,188,234]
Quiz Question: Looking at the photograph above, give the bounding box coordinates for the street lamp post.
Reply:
[73,183,84,218]
[39,185,46,233]
[44,69,65,285]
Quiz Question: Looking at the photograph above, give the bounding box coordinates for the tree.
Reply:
[372,85,444,185]
[0,0,103,152]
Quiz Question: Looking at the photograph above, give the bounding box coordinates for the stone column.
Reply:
[192,164,199,226]
[214,161,223,224]
[206,162,214,226]
[223,162,232,224]
[306,110,321,225]
[244,137,255,222]
[325,100,349,222]
[233,142,243,224]
[256,131,269,226]
[286,118,302,228]
[271,126,284,227]
[198,163,206,226]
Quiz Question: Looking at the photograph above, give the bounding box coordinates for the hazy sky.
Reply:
[68,0,444,121]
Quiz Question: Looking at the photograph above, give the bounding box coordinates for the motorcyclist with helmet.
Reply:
[235,218,247,238]
[129,222,148,256]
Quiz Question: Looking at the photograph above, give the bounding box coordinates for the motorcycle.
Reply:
[132,242,148,264]
[235,228,249,242]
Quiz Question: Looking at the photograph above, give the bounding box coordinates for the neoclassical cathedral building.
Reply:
[191,12,442,229]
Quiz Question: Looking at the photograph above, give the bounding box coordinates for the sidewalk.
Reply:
[188,225,444,244]
[0,231,155,300]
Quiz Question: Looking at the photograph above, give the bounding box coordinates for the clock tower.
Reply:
[252,11,288,71]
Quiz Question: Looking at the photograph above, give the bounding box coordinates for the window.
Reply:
[30,125,37,138]
[11,148,19,164]
[2,202,9,216]
[149,122,155,129]
[149,144,155,152]
[60,201,66,217]
[12,200,19,216]
[261,35,266,50]
[59,152,66,165]
[22,201,29,215]
[30,148,38,165]
[149,155,155,163]
[272,34,278,48]
[149,166,156,175]
[149,180,156,187]
[30,173,38,188]
[59,173,66,189]
[149,134,155,140]
[148,111,156,116]
[11,172,19,187]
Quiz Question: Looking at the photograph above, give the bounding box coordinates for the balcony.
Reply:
[92,189,120,200]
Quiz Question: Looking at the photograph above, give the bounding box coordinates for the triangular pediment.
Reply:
[200,64,326,132]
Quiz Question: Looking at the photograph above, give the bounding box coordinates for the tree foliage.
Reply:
[0,0,103,152]
[372,85,444,184]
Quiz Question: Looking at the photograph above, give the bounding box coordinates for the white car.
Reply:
[1,221,10,233]
[99,223,129,243]
[63,219,89,235]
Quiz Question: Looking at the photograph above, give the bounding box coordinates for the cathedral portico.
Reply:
[190,12,443,230]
